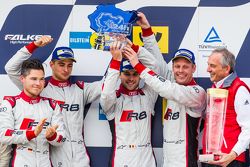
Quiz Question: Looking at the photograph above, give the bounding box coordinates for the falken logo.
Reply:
[4,34,44,44]
[96,13,129,33]
[204,27,222,43]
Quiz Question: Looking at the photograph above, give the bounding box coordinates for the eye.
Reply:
[124,73,130,76]
[133,72,139,76]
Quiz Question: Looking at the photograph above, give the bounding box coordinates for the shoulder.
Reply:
[41,97,62,110]
[3,96,19,108]
[190,84,206,94]
[74,80,84,89]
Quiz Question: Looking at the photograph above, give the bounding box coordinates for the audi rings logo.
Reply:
[0,107,7,112]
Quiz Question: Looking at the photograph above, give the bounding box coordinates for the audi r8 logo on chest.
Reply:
[5,129,23,136]
[59,104,80,112]
[20,118,49,130]
[164,108,179,120]
[120,110,147,122]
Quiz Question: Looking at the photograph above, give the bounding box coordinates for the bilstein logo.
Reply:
[4,34,44,44]
[132,26,169,54]
[69,32,92,49]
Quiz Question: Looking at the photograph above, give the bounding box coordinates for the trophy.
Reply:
[199,88,228,162]
[88,4,138,51]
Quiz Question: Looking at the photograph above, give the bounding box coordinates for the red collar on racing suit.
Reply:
[20,91,41,104]
[185,78,197,86]
[116,84,145,97]
[49,77,71,87]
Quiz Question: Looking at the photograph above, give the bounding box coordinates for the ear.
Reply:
[224,65,231,74]
[19,75,25,84]
[192,64,196,73]
[49,61,54,68]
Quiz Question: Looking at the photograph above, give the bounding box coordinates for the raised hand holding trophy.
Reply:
[88,4,138,51]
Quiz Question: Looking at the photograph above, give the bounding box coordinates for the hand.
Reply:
[110,41,122,61]
[136,12,151,29]
[125,38,133,47]
[208,151,237,167]
[34,35,53,47]
[45,125,58,138]
[34,118,47,137]
[122,46,139,67]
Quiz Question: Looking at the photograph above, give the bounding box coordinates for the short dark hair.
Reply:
[21,59,44,77]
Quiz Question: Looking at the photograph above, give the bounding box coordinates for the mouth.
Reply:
[210,74,215,78]
[32,88,41,91]
[127,82,134,86]
[176,75,185,80]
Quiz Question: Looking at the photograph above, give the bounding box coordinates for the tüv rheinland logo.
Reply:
[4,34,43,45]
[204,27,222,43]
[69,32,92,49]
[198,27,227,51]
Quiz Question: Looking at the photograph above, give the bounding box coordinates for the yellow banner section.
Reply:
[132,26,169,54]
[162,98,167,124]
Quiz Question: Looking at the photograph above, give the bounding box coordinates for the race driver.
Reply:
[5,36,102,166]
[0,58,64,167]
[100,40,159,167]
[125,12,207,167]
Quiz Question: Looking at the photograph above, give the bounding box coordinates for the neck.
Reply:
[23,90,38,98]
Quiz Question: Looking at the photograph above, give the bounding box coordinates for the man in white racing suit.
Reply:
[5,36,102,167]
[126,12,206,167]
[0,58,64,167]
[100,40,159,167]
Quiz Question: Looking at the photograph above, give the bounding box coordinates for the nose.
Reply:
[207,66,211,73]
[128,76,134,81]
[179,67,184,73]
[64,66,70,72]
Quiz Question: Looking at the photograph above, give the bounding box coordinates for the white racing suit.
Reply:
[140,28,206,167]
[5,43,102,167]
[0,91,64,167]
[100,46,159,167]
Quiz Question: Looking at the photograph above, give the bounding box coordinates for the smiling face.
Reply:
[120,69,140,91]
[50,59,74,81]
[207,52,230,82]
[172,57,196,85]
[20,69,45,98]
